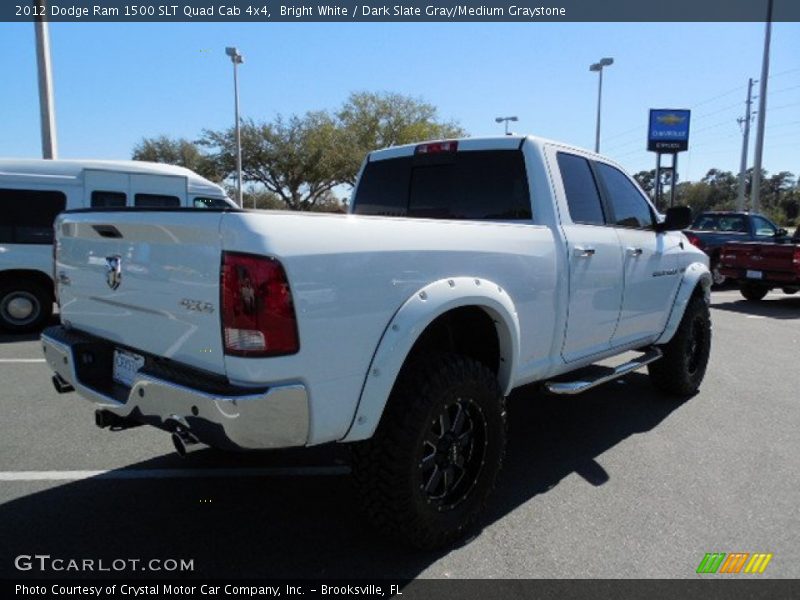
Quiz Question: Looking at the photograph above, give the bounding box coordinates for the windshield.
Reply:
[193,196,236,209]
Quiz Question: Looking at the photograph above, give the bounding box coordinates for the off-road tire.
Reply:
[740,283,769,302]
[0,279,53,333]
[351,353,507,549]
[648,294,711,396]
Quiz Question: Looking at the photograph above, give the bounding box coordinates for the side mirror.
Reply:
[656,206,693,232]
[776,228,788,237]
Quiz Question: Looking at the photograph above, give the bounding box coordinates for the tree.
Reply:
[336,91,466,184]
[132,135,222,181]
[201,112,351,211]
[633,170,655,195]
[766,171,795,206]
[199,91,466,210]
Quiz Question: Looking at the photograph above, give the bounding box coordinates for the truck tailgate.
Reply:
[56,211,226,375]
[722,241,798,275]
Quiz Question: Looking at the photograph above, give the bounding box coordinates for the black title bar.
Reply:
[5,0,800,22]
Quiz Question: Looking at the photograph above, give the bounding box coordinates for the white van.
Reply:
[0,159,236,332]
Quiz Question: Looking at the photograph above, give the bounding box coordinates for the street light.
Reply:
[589,57,613,153]
[225,46,244,208]
[495,115,518,135]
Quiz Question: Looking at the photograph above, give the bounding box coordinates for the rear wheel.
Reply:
[740,283,769,302]
[648,294,711,396]
[0,280,53,333]
[351,353,507,549]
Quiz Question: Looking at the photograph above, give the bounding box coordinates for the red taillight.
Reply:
[685,232,704,250]
[221,252,299,357]
[793,247,800,266]
[415,140,458,155]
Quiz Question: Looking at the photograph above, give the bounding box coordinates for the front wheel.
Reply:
[648,294,711,396]
[740,283,769,302]
[351,353,507,549]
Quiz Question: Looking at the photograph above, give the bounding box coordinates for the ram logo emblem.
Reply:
[105,255,122,290]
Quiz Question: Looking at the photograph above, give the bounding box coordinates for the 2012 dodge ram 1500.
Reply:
[42,135,712,548]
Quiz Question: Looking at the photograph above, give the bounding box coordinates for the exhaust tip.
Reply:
[172,430,201,458]
[52,374,75,394]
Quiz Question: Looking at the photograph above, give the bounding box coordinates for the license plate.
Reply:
[112,349,145,387]
[746,270,763,279]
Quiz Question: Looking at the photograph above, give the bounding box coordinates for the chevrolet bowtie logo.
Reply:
[656,114,687,126]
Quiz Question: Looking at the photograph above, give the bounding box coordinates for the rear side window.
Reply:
[595,163,654,229]
[353,150,531,220]
[134,193,180,207]
[91,190,126,207]
[557,152,605,225]
[0,188,66,244]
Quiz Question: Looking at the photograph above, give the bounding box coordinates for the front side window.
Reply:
[595,163,654,229]
[752,215,777,237]
[0,188,66,244]
[557,152,605,225]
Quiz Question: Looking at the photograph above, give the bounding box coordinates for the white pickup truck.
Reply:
[42,136,712,548]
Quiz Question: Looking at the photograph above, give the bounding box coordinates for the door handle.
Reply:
[573,246,596,258]
[626,247,643,257]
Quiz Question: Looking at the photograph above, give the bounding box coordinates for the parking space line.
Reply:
[0,466,350,482]
[0,359,46,363]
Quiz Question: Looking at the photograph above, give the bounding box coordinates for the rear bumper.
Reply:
[719,266,800,286]
[41,326,309,450]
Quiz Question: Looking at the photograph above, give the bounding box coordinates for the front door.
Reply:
[592,162,681,345]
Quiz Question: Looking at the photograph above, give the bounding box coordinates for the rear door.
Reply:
[554,151,625,362]
[56,211,226,374]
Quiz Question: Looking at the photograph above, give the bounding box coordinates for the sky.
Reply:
[1,20,798,184]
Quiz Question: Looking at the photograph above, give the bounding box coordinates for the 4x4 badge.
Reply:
[105,255,122,290]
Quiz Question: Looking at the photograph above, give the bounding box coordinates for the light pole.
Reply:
[225,46,244,208]
[495,116,518,135]
[35,0,58,159]
[589,57,613,153]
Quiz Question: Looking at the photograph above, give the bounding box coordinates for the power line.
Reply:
[769,65,800,79]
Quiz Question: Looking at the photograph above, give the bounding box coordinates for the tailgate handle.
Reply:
[93,225,123,239]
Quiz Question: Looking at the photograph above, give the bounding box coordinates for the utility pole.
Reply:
[736,78,755,210]
[34,0,58,159]
[751,0,773,213]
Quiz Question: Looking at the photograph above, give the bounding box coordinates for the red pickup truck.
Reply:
[719,227,800,301]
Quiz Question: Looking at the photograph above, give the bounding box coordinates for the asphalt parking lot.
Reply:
[0,289,798,580]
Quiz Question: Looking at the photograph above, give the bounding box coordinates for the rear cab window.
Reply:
[692,214,748,232]
[352,148,532,221]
